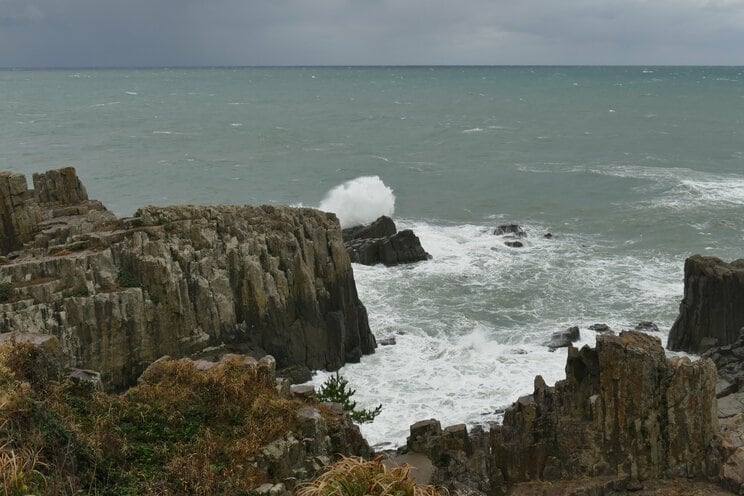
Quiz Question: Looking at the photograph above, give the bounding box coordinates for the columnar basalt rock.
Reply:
[0,168,375,389]
[668,255,744,353]
[492,332,718,486]
[0,171,42,254]
[403,332,721,495]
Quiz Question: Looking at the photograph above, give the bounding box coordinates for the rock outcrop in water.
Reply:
[400,331,722,495]
[342,215,431,266]
[667,255,744,354]
[0,167,375,389]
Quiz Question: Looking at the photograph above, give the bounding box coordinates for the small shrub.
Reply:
[296,456,446,496]
[0,282,13,303]
[68,241,88,251]
[117,270,140,288]
[317,373,382,423]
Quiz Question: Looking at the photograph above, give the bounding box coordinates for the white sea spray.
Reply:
[318,176,395,228]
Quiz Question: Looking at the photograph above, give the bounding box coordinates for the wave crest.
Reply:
[319,176,395,228]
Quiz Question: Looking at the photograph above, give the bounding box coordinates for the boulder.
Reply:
[543,326,580,350]
[504,241,524,248]
[342,215,396,242]
[342,216,431,267]
[588,323,611,333]
[667,255,744,353]
[0,168,376,389]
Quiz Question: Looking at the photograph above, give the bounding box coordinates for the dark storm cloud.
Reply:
[1,0,743,67]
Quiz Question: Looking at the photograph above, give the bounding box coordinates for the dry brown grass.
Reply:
[296,456,447,496]
[0,343,306,495]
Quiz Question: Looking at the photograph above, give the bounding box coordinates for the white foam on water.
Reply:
[590,165,744,209]
[318,176,395,228]
[462,128,484,133]
[310,220,680,447]
[125,91,138,95]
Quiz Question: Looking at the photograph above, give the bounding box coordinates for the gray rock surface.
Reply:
[0,167,375,389]
[402,332,721,495]
[668,255,744,353]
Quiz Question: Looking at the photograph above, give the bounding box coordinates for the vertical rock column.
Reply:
[0,172,41,255]
[667,255,744,353]
[32,166,89,206]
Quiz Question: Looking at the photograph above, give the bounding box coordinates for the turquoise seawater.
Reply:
[2,66,744,445]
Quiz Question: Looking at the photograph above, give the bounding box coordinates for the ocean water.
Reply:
[2,66,744,447]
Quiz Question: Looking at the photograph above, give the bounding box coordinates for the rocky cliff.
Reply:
[667,255,744,353]
[402,331,721,495]
[0,167,375,389]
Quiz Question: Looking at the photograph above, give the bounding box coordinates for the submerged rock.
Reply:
[342,216,431,266]
[0,167,376,389]
[493,224,526,237]
[667,255,744,353]
[504,240,524,248]
[635,321,660,333]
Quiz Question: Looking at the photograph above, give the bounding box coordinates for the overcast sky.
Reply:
[1,0,743,67]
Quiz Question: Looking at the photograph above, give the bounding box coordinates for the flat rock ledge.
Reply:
[398,331,734,495]
[0,167,376,389]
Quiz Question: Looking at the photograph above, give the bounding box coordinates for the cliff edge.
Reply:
[667,255,744,353]
[0,167,375,389]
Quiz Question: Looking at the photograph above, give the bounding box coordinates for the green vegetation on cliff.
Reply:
[0,341,303,495]
[317,373,382,423]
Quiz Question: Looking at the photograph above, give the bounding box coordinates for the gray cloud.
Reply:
[1,0,743,67]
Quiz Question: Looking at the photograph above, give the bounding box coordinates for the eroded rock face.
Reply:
[403,332,720,495]
[342,216,431,267]
[668,255,744,353]
[0,168,375,389]
[493,332,718,484]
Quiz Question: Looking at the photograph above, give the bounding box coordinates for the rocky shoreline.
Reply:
[2,167,744,495]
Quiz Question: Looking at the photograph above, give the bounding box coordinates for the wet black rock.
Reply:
[703,327,744,399]
[504,240,524,248]
[543,326,580,351]
[343,216,431,267]
[589,323,611,333]
[493,224,526,237]
[341,215,397,242]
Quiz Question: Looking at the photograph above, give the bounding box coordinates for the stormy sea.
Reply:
[3,65,743,446]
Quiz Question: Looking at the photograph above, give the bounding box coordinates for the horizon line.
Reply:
[2,63,744,71]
